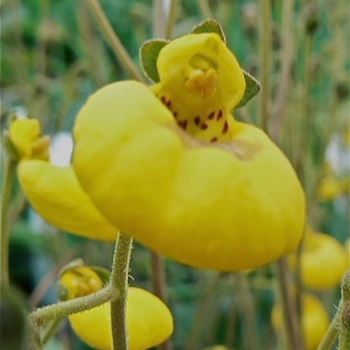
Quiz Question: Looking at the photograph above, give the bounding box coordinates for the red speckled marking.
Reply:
[222,121,228,134]
[173,112,178,119]
[217,110,223,120]
[201,123,208,130]
[166,100,171,108]
[194,116,201,126]
[178,120,188,130]
[208,111,215,120]
[161,96,167,104]
[210,137,218,143]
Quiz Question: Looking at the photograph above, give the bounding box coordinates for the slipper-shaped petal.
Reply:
[68,287,173,350]
[17,160,118,240]
[72,80,305,270]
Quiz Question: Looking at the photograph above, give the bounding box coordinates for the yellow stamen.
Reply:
[185,68,218,99]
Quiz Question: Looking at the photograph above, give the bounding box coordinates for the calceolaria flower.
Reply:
[58,266,173,350]
[13,25,305,271]
[272,293,329,350]
[72,31,305,270]
[9,118,119,240]
[289,227,348,290]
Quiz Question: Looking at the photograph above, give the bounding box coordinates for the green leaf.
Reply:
[235,70,261,109]
[140,39,169,83]
[191,19,226,43]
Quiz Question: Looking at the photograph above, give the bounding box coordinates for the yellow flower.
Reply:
[9,118,118,241]
[15,32,305,270]
[9,118,50,161]
[317,175,346,201]
[290,229,348,290]
[59,266,173,350]
[272,293,329,350]
[73,81,304,271]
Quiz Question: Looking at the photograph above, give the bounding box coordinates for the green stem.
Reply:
[295,33,312,183]
[30,285,113,327]
[259,0,272,133]
[271,0,294,142]
[196,0,213,19]
[316,308,341,350]
[109,233,133,350]
[41,318,63,345]
[150,251,172,350]
[233,272,259,350]
[164,0,180,39]
[0,156,17,289]
[153,0,166,38]
[338,271,350,350]
[86,0,147,83]
[27,319,42,350]
[276,257,303,350]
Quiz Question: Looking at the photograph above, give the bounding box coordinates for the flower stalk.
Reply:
[0,154,17,289]
[86,0,146,83]
[164,0,180,39]
[276,257,303,350]
[109,233,133,350]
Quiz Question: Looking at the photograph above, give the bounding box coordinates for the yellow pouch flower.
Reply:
[9,118,50,161]
[9,118,118,241]
[290,230,348,290]
[272,293,329,350]
[59,266,173,350]
[72,33,305,271]
[17,160,118,240]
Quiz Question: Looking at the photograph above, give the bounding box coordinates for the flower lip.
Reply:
[72,80,305,271]
[152,33,246,143]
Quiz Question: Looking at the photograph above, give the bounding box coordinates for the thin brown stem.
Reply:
[233,272,260,350]
[153,0,166,38]
[271,0,294,142]
[196,0,213,19]
[259,0,272,133]
[164,0,180,39]
[276,257,303,350]
[86,0,147,83]
[150,251,172,350]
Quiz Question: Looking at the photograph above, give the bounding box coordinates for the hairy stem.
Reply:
[109,233,133,350]
[86,0,146,83]
[30,285,113,327]
[316,308,341,350]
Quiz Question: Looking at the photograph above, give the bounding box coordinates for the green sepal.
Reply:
[57,258,84,280]
[235,70,261,109]
[89,266,110,286]
[140,39,169,83]
[191,19,226,43]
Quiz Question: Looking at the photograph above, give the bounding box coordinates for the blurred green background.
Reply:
[1,0,349,349]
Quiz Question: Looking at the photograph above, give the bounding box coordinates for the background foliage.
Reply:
[1,0,349,349]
